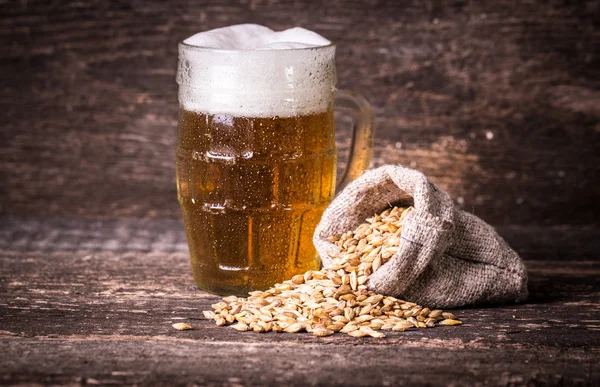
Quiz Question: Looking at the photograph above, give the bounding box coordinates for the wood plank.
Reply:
[1,338,596,386]
[1,251,599,348]
[3,216,599,260]
[1,248,598,345]
[1,0,598,225]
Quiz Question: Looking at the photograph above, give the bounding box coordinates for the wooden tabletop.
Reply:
[1,217,599,386]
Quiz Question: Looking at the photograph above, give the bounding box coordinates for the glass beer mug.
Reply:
[176,38,373,296]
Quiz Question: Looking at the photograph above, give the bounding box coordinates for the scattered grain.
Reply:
[172,323,192,331]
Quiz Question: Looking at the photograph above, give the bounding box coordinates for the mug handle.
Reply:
[334,89,374,192]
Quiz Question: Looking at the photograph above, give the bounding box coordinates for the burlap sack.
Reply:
[313,165,528,308]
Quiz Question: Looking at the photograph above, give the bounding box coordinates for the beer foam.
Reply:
[183,24,331,50]
[177,24,336,117]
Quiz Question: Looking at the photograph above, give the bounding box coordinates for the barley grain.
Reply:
[201,206,463,338]
[172,323,192,331]
[442,312,457,320]
[439,319,462,326]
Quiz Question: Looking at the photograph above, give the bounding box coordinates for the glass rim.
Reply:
[178,41,336,54]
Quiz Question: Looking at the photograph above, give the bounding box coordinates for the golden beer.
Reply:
[177,109,336,295]
[176,25,372,295]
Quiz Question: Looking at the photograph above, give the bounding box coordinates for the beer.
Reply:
[176,109,336,295]
[176,24,372,295]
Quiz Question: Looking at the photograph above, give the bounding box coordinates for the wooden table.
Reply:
[2,217,598,386]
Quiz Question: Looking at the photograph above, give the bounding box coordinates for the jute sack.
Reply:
[313,165,528,308]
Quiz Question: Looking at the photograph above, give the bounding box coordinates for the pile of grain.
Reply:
[203,206,462,338]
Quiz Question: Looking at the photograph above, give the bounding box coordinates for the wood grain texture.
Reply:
[1,0,599,225]
[1,218,599,385]
[3,215,600,260]
[2,3,598,383]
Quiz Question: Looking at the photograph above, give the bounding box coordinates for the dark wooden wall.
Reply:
[1,0,599,226]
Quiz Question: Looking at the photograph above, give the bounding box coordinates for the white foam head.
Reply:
[183,24,331,50]
[177,24,336,117]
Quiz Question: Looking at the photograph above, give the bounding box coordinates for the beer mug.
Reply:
[176,40,373,295]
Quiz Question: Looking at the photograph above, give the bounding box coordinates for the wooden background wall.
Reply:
[1,0,598,226]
